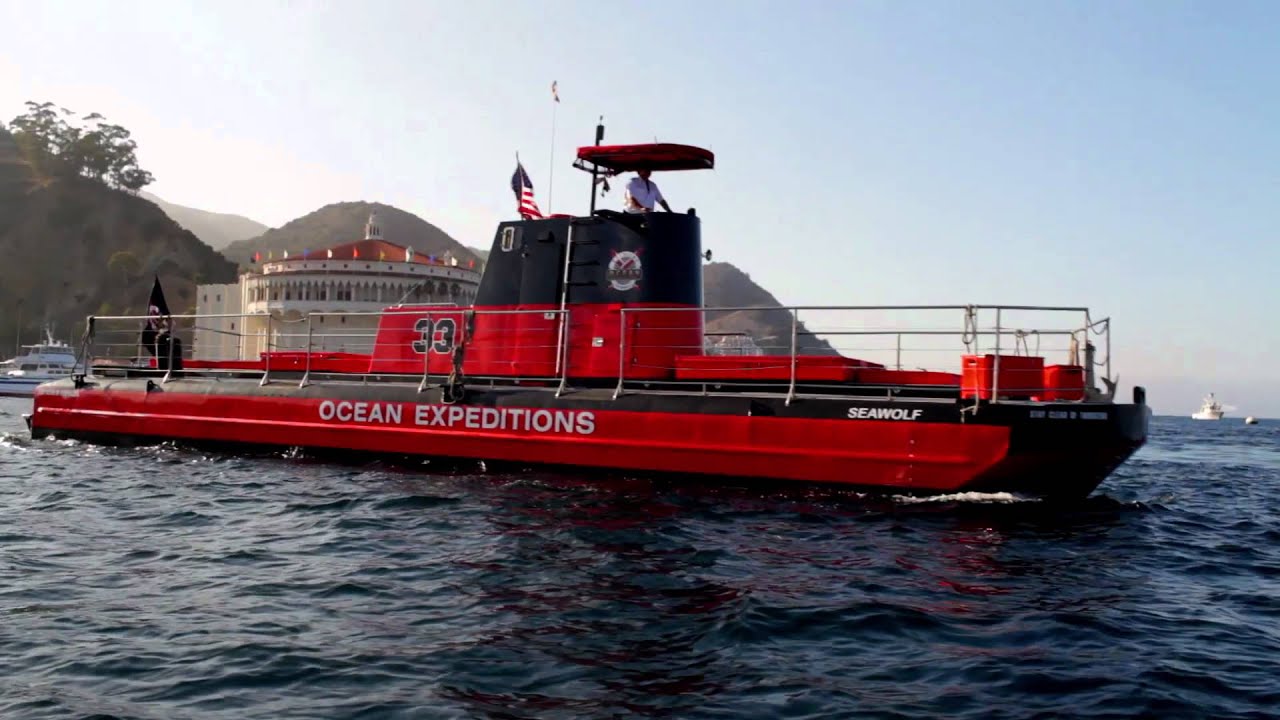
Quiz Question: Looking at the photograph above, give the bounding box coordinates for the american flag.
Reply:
[511,161,543,219]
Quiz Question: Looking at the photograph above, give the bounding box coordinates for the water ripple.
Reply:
[2,399,1278,718]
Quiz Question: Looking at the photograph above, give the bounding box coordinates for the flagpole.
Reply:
[548,80,559,215]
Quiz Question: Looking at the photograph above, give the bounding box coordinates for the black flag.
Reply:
[140,276,181,369]
[140,276,169,347]
[147,276,171,326]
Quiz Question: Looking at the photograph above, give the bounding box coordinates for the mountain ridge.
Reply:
[223,202,477,267]
[141,192,269,251]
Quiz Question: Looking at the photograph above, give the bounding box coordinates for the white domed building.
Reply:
[194,213,480,360]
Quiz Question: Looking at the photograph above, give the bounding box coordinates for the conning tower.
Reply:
[466,124,716,380]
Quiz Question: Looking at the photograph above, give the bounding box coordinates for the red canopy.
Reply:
[575,143,714,173]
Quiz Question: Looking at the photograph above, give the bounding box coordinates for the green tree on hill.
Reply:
[107,250,141,285]
[9,101,154,192]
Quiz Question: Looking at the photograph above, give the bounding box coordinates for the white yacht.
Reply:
[1191,393,1225,420]
[0,331,81,398]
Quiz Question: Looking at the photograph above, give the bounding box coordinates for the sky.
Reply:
[1,0,1277,416]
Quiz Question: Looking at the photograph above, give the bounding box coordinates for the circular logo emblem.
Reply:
[607,250,643,292]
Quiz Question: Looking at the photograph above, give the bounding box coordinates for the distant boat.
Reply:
[0,328,80,398]
[1191,393,1225,420]
[1245,416,1259,425]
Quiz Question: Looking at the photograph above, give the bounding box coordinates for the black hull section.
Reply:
[969,402,1150,500]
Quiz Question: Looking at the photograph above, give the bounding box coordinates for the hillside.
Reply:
[0,125,238,348]
[223,202,476,267]
[142,192,268,251]
[702,262,836,355]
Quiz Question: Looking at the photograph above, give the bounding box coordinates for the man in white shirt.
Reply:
[623,170,672,213]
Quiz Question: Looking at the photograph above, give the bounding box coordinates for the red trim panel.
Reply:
[33,388,1010,492]
[576,143,714,172]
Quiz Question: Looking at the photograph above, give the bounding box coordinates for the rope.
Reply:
[1086,319,1110,368]
[1013,330,1041,357]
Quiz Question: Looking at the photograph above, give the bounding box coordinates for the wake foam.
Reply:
[893,491,1037,505]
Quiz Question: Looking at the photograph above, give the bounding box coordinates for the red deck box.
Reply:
[1042,364,1086,401]
[961,354,1044,399]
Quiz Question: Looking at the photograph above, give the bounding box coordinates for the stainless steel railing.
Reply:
[80,302,1115,405]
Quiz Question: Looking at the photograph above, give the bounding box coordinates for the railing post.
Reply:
[162,320,176,384]
[260,315,272,386]
[896,333,902,371]
[554,223,575,376]
[612,308,627,399]
[992,307,1002,402]
[1084,339,1097,396]
[785,309,799,405]
[1105,318,1112,384]
[962,304,980,412]
[82,315,95,377]
[90,317,97,373]
[418,313,432,393]
[555,309,571,397]
[299,313,313,388]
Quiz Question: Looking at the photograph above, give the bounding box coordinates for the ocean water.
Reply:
[1,396,1278,719]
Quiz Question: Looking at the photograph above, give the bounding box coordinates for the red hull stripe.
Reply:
[34,390,1011,492]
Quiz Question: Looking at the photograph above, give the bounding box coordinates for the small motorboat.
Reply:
[0,329,81,398]
[1192,393,1225,420]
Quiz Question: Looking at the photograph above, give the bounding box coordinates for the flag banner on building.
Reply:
[552,80,559,103]
[253,251,260,263]
[511,161,543,219]
[468,258,475,268]
[379,250,386,261]
[406,247,414,262]
[327,248,334,259]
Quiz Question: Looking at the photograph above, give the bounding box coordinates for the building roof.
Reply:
[270,239,474,268]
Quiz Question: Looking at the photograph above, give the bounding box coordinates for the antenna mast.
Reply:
[589,117,605,214]
[548,81,560,214]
